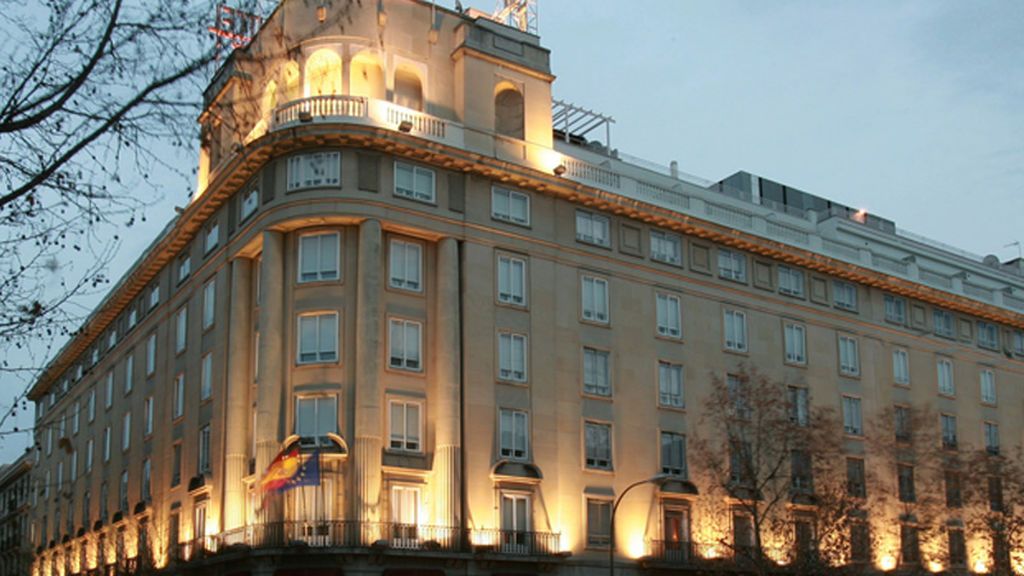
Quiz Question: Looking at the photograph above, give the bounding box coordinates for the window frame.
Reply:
[174,306,187,354]
[980,368,996,405]
[497,331,528,383]
[388,238,423,292]
[585,497,613,549]
[294,395,339,447]
[717,248,747,282]
[287,151,341,191]
[977,321,999,350]
[296,312,340,365]
[496,253,528,307]
[842,395,863,436]
[491,186,531,226]
[388,317,423,372]
[204,222,219,255]
[655,292,682,339]
[777,265,805,297]
[580,274,610,324]
[387,398,422,453]
[649,229,682,265]
[937,357,955,397]
[581,346,612,397]
[833,280,858,311]
[239,187,259,221]
[583,420,613,471]
[783,322,806,365]
[498,408,529,461]
[884,294,907,325]
[202,279,216,330]
[172,373,185,420]
[200,353,213,401]
[892,348,910,386]
[297,231,341,284]
[660,431,688,477]
[658,361,685,409]
[393,161,436,204]
[838,335,860,377]
[723,309,748,352]
[575,209,611,247]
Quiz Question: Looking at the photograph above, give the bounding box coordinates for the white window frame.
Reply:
[575,210,610,247]
[933,309,954,338]
[581,275,609,324]
[980,369,996,405]
[660,431,688,477]
[127,308,138,330]
[240,188,259,221]
[497,332,528,383]
[388,318,423,372]
[104,371,114,409]
[71,402,80,435]
[124,354,134,395]
[650,230,682,265]
[838,335,860,376]
[294,395,338,447]
[388,399,422,452]
[297,232,340,283]
[723,309,747,352]
[146,333,156,376]
[200,354,213,401]
[175,306,187,354]
[842,396,863,436]
[388,239,422,292]
[655,293,682,339]
[143,397,153,436]
[287,151,341,191]
[833,280,858,311]
[937,358,955,396]
[582,347,611,397]
[393,161,436,203]
[204,222,219,254]
[491,186,530,226]
[717,248,746,282]
[497,254,527,306]
[778,266,805,297]
[297,312,339,364]
[202,279,216,329]
[499,408,529,460]
[893,348,910,386]
[977,322,998,350]
[784,322,806,365]
[884,294,906,324]
[173,373,185,420]
[658,361,684,408]
[149,284,160,310]
[584,421,613,470]
[178,254,191,283]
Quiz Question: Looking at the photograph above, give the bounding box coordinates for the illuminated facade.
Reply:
[22,1,1024,575]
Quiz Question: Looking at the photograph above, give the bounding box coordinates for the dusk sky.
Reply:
[1,0,1021,462]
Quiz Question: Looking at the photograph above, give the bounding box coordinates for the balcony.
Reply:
[646,539,696,565]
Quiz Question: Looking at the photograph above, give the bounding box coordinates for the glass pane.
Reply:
[319,234,338,278]
[391,403,404,445]
[297,399,314,437]
[407,404,419,447]
[317,397,337,437]
[299,317,317,360]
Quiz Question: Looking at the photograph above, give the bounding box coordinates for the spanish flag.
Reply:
[260,446,321,493]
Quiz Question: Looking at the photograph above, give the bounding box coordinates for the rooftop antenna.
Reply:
[491,0,537,34]
[1005,241,1022,259]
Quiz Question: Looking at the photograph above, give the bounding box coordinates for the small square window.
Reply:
[717,249,746,282]
[650,230,682,265]
[884,294,906,324]
[977,321,999,350]
[204,222,219,254]
[492,186,530,226]
[778,266,805,297]
[833,280,858,311]
[575,210,610,247]
[240,188,259,221]
[394,162,435,203]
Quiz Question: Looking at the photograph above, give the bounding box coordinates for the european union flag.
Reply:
[281,449,321,492]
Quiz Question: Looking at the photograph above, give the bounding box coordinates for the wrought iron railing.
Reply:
[647,539,695,564]
[466,528,561,556]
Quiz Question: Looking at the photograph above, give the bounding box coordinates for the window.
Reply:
[989,476,1004,512]
[898,464,915,502]
[582,347,611,397]
[388,239,422,291]
[500,493,530,550]
[575,210,611,247]
[103,427,111,462]
[723,309,747,352]
[394,162,435,203]
[108,328,118,349]
[175,307,187,353]
[717,248,746,282]
[842,396,862,435]
[297,312,339,364]
[895,406,911,442]
[87,389,96,422]
[104,372,114,409]
[178,254,191,283]
[900,524,920,565]
[141,459,151,501]
[491,186,530,225]
[778,266,805,297]
[171,444,181,487]
[193,502,207,548]
[784,322,806,364]
[941,414,958,449]
[584,421,612,470]
[580,275,609,323]
[202,279,216,329]
[240,188,259,221]
[198,425,211,474]
[119,470,129,512]
[980,369,996,404]
[650,230,682,265]
[391,485,420,539]
[937,358,955,396]
[1015,331,1024,355]
[388,399,421,452]
[204,222,219,254]
[497,255,527,306]
[945,470,962,508]
[658,361,684,408]
[293,395,337,449]
[121,412,131,451]
[497,332,527,382]
[727,374,751,420]
[149,285,160,310]
[948,528,966,567]
[298,232,340,283]
[933,309,954,338]
[884,294,906,324]
[838,335,860,376]
[656,293,682,338]
[586,499,612,548]
[499,409,528,460]
[833,280,857,310]
[71,402,80,435]
[85,439,93,473]
[790,450,812,492]
[200,354,213,400]
[893,349,910,386]
[287,151,341,191]
[846,458,866,498]
[788,387,808,427]
[733,511,754,551]
[143,397,153,436]
[660,432,687,476]
[985,422,1000,454]
[850,523,870,563]
[124,354,134,395]
[128,307,138,330]
[172,374,185,420]
[495,87,524,139]
[146,333,156,376]
[977,321,998,349]
[388,318,422,371]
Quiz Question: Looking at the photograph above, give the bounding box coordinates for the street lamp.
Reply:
[609,472,672,576]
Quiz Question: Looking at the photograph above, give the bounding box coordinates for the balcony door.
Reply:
[391,486,420,548]
[291,477,334,546]
[663,506,691,561]
[501,493,531,553]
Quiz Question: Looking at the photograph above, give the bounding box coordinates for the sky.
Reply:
[1,0,1022,462]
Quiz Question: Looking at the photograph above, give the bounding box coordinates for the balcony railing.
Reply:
[647,539,695,564]
[273,95,368,127]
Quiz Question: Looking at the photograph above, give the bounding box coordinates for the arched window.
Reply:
[495,86,524,139]
[393,68,423,111]
[350,53,385,100]
[305,49,342,97]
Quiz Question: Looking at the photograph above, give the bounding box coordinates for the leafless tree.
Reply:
[963,447,1024,575]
